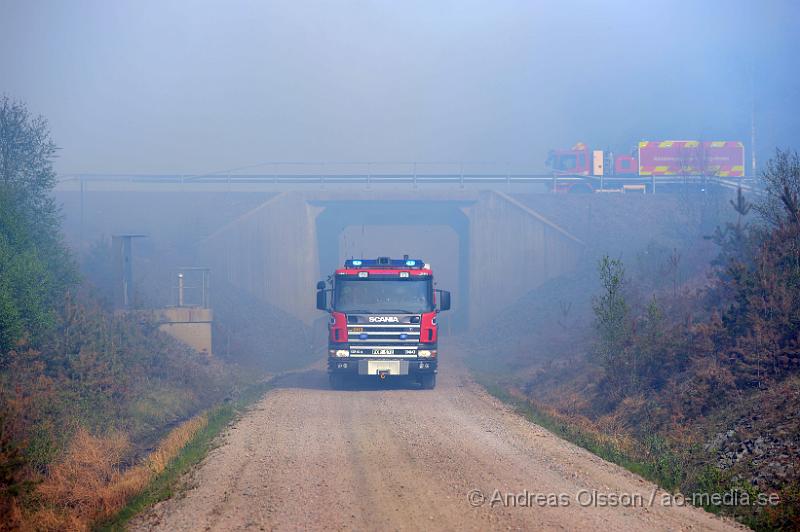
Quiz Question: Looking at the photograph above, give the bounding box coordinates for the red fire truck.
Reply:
[546,140,745,192]
[316,256,451,390]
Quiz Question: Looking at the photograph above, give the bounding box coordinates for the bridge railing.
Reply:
[57,160,760,193]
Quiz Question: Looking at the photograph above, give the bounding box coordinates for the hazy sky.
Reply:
[1,0,798,174]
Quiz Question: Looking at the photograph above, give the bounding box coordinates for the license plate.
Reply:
[367,360,400,375]
[372,348,394,355]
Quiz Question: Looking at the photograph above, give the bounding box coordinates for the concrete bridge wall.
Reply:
[465,192,584,322]
[205,192,323,322]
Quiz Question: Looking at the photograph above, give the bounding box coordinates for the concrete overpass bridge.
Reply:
[56,167,749,331]
[200,190,584,329]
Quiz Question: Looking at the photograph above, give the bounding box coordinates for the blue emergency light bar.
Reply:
[344,257,425,269]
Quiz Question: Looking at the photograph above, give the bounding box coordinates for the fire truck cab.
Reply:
[546,142,638,178]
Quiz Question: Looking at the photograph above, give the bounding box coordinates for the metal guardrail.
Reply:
[60,172,573,184]
[57,163,761,195]
[59,172,758,187]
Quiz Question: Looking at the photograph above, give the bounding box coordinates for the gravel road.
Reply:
[130,355,742,531]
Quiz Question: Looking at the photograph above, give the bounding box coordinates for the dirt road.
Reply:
[131,357,741,531]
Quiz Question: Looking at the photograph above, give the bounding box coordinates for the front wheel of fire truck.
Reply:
[419,373,436,390]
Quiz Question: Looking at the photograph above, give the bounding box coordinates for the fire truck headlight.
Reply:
[335,349,350,358]
[418,350,432,358]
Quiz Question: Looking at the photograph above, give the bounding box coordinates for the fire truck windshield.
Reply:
[334,277,433,314]
[556,154,577,171]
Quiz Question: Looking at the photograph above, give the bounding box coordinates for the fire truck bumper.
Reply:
[328,358,437,376]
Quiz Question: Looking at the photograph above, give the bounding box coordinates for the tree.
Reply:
[755,149,800,229]
[0,96,76,354]
[707,187,755,273]
[708,149,800,384]
[1,97,56,210]
[592,256,631,396]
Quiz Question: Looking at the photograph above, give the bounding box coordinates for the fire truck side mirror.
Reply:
[316,284,328,311]
[438,290,451,312]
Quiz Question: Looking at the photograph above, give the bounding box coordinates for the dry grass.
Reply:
[504,383,640,458]
[22,414,208,531]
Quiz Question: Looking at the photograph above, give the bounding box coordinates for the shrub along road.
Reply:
[130,354,742,531]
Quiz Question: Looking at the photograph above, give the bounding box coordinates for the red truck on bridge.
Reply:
[546,140,745,192]
[316,256,451,390]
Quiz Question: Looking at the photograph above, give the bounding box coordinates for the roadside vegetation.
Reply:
[99,379,274,531]
[471,151,800,530]
[0,97,266,530]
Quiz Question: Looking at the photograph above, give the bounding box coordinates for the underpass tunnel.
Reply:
[313,200,472,331]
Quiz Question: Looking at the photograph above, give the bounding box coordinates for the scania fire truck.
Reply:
[316,256,451,390]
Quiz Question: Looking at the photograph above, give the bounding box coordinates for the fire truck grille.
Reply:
[347,324,420,346]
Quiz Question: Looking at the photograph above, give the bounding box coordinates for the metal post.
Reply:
[112,234,144,310]
[205,270,210,308]
[652,174,656,194]
[178,273,185,307]
[79,176,85,245]
[123,238,132,307]
[750,65,757,180]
